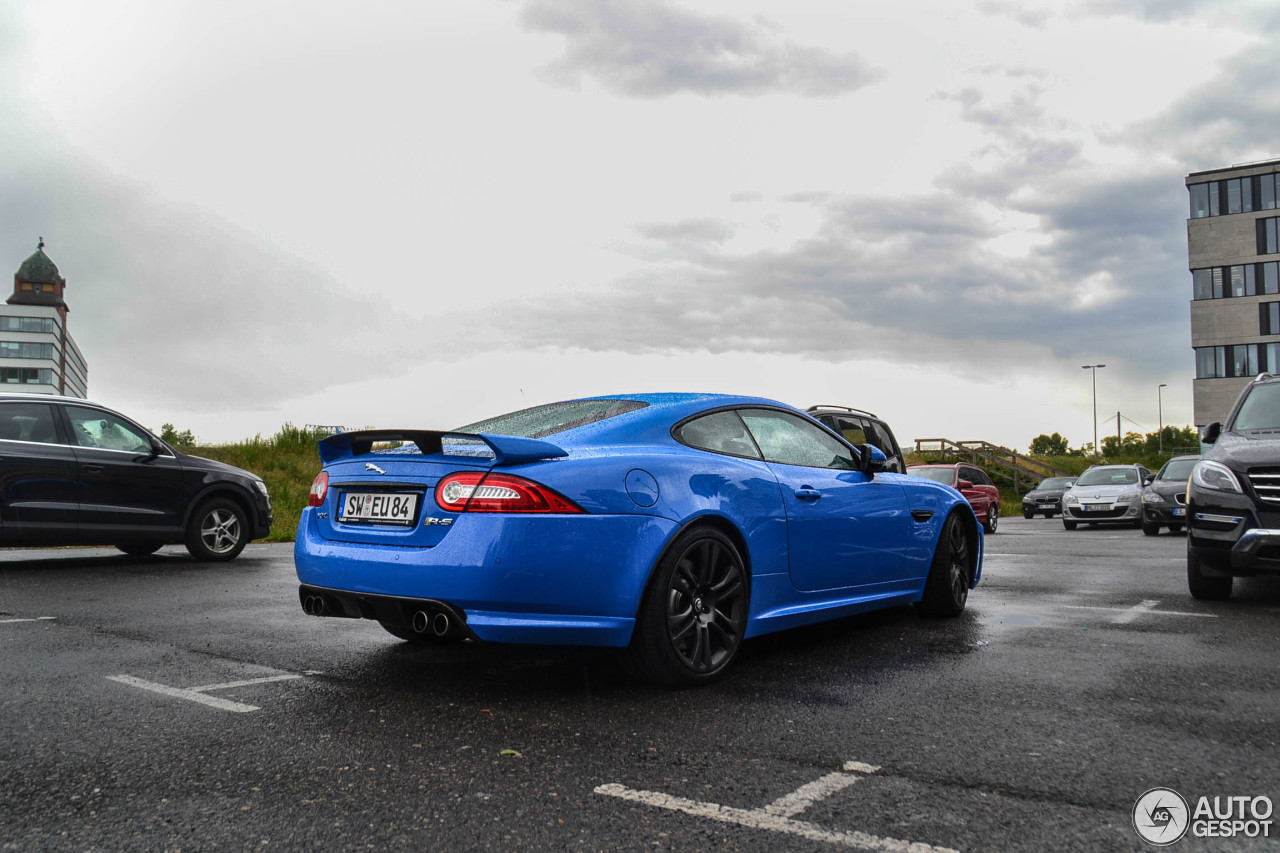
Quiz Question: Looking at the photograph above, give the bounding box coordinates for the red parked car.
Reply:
[907,463,1000,533]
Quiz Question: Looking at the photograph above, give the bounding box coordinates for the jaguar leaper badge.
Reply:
[365,462,387,474]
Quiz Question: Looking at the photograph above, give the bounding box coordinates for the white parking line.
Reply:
[0,616,56,624]
[1064,600,1217,623]
[596,760,957,852]
[107,671,312,713]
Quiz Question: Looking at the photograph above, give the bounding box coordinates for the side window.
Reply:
[973,469,992,486]
[834,416,868,446]
[65,406,154,453]
[739,409,857,470]
[0,402,62,444]
[959,467,977,485]
[675,410,761,459]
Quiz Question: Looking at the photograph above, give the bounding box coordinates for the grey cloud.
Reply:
[518,0,882,98]
[0,158,443,411]
[1134,47,1280,168]
[485,177,1190,383]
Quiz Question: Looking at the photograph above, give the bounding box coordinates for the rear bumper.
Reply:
[293,508,679,647]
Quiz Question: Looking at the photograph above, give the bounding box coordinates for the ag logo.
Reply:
[1133,787,1190,846]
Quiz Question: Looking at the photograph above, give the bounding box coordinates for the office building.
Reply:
[5,240,88,397]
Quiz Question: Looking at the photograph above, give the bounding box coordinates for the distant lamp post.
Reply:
[1158,383,1168,453]
[1082,364,1106,456]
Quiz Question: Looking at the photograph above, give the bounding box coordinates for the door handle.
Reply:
[794,487,822,500]
[83,464,104,474]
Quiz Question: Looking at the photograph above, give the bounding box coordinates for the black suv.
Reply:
[1187,374,1280,598]
[807,405,906,473]
[0,393,272,560]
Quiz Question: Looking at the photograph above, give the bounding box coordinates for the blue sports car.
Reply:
[295,394,982,685]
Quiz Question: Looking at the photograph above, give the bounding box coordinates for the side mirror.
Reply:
[1200,422,1221,445]
[859,443,887,477]
[1143,476,1154,486]
[958,479,974,490]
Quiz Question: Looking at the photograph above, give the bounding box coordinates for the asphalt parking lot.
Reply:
[2,518,1278,852]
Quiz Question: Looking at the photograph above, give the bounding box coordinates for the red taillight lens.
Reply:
[308,471,329,507]
[435,471,583,514]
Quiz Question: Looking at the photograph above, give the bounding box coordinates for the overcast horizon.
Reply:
[3,0,1276,451]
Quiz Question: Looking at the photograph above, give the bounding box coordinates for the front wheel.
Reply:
[1023,510,1034,520]
[1063,519,1078,530]
[984,502,999,534]
[1187,550,1232,600]
[1141,519,1160,536]
[185,498,249,562]
[918,512,972,617]
[627,527,748,686]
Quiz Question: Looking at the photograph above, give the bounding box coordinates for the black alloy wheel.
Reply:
[628,527,748,686]
[1187,549,1233,600]
[919,512,971,617]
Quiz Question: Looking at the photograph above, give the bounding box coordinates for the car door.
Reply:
[738,408,912,593]
[61,404,189,534]
[0,400,79,541]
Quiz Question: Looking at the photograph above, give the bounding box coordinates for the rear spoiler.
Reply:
[318,430,569,466]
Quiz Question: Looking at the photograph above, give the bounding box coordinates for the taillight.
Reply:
[309,471,329,507]
[435,471,583,513]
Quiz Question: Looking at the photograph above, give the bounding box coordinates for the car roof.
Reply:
[806,404,882,420]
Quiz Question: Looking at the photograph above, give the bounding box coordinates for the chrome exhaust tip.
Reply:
[432,612,450,637]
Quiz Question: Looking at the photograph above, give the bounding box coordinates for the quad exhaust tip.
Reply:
[412,609,452,637]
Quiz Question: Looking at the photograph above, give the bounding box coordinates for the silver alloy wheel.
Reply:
[200,507,242,555]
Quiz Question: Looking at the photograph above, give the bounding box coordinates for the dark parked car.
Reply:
[1187,373,1280,599]
[807,405,905,473]
[907,463,1000,533]
[1141,455,1198,536]
[1021,476,1076,518]
[0,393,271,560]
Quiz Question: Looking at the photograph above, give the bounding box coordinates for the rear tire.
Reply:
[1169,524,1183,534]
[116,541,163,556]
[919,512,972,617]
[627,527,748,686]
[1187,550,1233,600]
[184,498,249,562]
[984,503,998,534]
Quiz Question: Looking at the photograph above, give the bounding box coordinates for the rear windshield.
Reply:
[456,399,647,439]
[909,467,954,485]
[1076,467,1138,486]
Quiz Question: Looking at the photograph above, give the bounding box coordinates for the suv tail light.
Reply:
[309,472,329,507]
[435,471,583,513]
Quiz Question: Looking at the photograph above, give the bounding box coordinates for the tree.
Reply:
[1029,432,1070,455]
[160,423,195,447]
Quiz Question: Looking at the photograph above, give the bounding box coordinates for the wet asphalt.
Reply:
[1,518,1278,852]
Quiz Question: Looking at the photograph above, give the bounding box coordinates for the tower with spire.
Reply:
[5,239,87,397]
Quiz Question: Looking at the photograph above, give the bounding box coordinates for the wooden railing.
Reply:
[912,438,1072,494]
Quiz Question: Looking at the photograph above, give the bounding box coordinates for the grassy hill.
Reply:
[186,424,325,542]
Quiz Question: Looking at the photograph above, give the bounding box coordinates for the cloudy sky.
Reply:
[2,0,1275,450]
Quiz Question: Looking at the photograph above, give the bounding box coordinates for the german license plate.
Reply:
[1172,507,1185,517]
[1082,504,1104,512]
[338,492,419,525]
[1037,504,1050,509]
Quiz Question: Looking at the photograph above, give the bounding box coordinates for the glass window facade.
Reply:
[1193,264,1268,299]
[0,341,54,360]
[1190,174,1274,218]
[0,316,58,334]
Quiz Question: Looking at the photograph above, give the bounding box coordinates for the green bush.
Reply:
[186,423,327,542]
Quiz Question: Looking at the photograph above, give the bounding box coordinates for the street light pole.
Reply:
[1082,364,1106,456]
[1158,383,1167,453]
